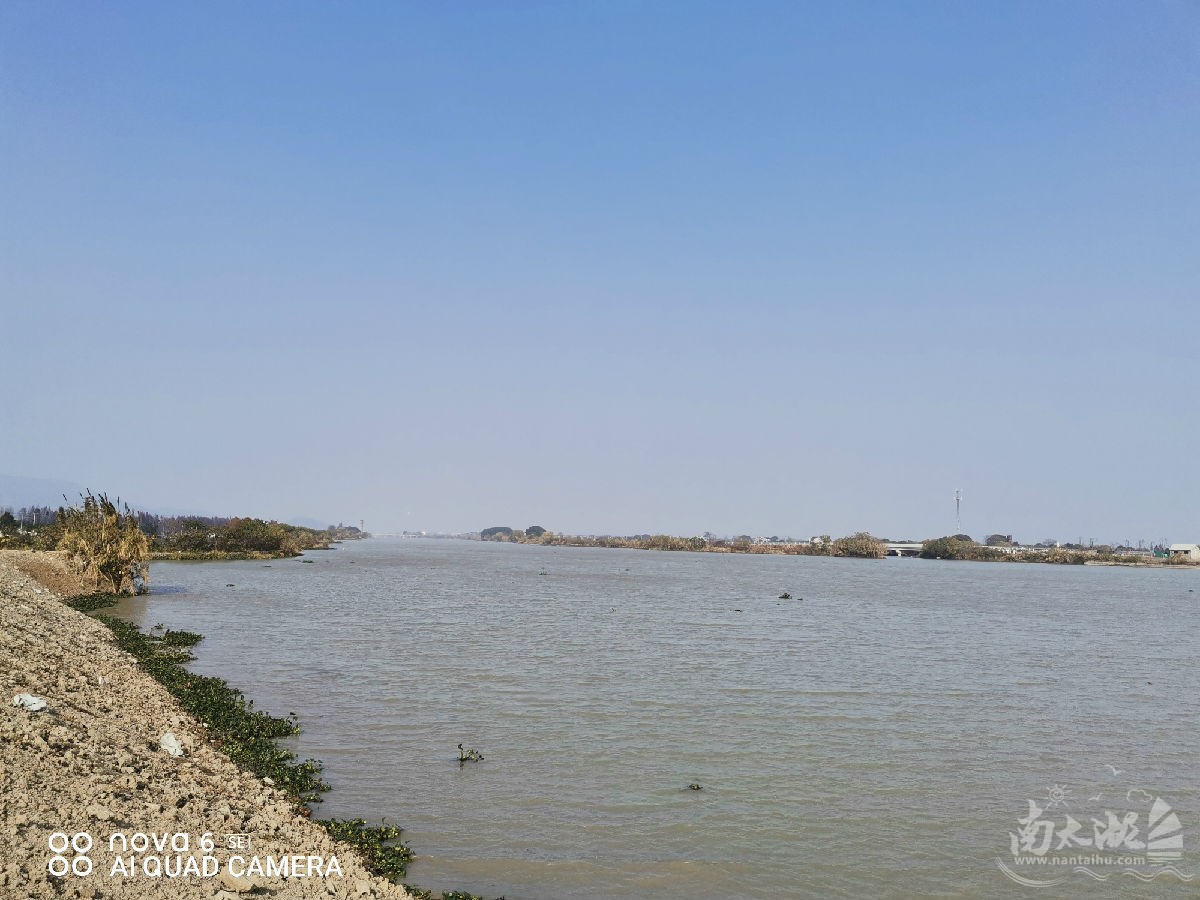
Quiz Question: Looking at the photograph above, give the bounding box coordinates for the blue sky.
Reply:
[2,1,1197,542]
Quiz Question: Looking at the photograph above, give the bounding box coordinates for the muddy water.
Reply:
[114,539,1200,898]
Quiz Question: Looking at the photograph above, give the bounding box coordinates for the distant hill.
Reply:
[0,474,87,511]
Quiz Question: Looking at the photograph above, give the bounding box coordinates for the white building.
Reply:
[1168,543,1200,561]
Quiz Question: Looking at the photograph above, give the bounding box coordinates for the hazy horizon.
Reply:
[0,472,1183,549]
[3,3,1197,544]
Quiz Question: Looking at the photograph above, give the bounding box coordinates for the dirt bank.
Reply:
[0,550,94,598]
[0,555,415,900]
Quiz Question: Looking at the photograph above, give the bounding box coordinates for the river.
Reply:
[114,538,1199,898]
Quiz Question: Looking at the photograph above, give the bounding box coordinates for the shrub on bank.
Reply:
[919,537,1008,561]
[828,532,887,558]
[57,492,149,595]
[150,517,337,559]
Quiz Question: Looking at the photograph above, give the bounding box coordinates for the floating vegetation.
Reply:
[403,886,499,900]
[778,592,791,599]
[159,628,203,649]
[320,818,414,883]
[687,783,703,791]
[458,743,485,762]
[65,592,126,613]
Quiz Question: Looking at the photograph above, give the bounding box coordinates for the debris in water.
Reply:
[458,743,484,762]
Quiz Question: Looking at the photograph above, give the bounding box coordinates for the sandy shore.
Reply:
[0,552,416,900]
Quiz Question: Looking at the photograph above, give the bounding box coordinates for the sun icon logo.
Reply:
[1045,785,1071,809]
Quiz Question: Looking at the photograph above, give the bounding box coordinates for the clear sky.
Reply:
[2,2,1197,543]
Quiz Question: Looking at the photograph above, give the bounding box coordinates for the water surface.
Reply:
[115,539,1200,898]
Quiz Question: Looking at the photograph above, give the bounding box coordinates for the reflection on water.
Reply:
[114,540,1200,898]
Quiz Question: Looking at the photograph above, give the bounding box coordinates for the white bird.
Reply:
[1105,764,1123,776]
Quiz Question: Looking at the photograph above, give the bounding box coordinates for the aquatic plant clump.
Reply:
[65,592,127,613]
[320,819,415,884]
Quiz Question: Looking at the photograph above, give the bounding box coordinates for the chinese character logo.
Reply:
[996,769,1193,887]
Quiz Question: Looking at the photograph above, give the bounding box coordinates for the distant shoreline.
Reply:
[470,532,1200,568]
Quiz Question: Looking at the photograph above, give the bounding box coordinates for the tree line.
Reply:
[0,492,370,594]
[478,526,890,558]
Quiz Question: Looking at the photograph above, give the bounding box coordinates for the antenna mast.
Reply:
[955,490,962,533]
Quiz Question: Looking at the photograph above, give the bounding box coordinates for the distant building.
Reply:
[1168,543,1200,561]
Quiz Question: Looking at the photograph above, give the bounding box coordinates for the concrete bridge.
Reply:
[885,542,924,557]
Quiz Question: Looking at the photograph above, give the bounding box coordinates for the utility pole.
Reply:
[954,490,962,533]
